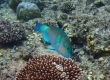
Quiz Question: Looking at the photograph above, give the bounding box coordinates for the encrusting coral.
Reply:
[60,2,75,13]
[0,20,26,44]
[16,55,81,80]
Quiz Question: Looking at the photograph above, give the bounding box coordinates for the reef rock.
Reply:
[16,2,41,21]
[8,0,22,11]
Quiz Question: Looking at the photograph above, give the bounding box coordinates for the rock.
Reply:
[105,5,110,13]
[8,0,22,11]
[16,2,41,21]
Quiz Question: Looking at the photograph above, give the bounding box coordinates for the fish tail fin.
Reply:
[34,22,49,32]
[34,22,43,32]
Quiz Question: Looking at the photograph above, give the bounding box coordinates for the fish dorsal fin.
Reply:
[55,35,62,44]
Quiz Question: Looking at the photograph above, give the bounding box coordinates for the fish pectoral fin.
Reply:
[46,45,55,50]
[55,35,62,44]
[42,33,49,42]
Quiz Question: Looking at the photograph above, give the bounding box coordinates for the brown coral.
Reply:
[0,20,25,44]
[60,2,75,13]
[16,55,82,80]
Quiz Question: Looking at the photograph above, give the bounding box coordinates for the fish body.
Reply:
[34,22,72,58]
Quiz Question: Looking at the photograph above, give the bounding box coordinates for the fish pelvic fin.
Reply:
[46,45,55,50]
[34,22,49,32]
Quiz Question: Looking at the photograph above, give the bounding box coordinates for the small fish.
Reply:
[34,22,72,58]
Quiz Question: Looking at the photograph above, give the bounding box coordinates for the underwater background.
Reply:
[0,0,110,80]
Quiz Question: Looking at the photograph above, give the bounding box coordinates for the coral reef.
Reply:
[86,0,95,5]
[57,7,110,55]
[59,13,68,20]
[0,0,110,80]
[16,2,41,21]
[0,20,26,44]
[94,0,105,7]
[0,59,26,80]
[43,21,58,26]
[60,2,75,13]
[8,0,22,11]
[104,5,110,13]
[16,55,81,80]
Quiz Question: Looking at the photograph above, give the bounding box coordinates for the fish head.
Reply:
[34,22,49,32]
[58,43,72,58]
[64,43,72,58]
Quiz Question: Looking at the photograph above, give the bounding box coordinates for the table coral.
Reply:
[16,55,82,80]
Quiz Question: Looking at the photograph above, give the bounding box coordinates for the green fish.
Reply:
[34,22,73,58]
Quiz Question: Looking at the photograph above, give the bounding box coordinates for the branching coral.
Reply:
[16,55,81,80]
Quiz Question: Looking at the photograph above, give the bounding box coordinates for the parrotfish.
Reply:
[34,22,72,58]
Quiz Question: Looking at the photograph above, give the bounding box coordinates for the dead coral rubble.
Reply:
[16,55,81,80]
[0,20,25,44]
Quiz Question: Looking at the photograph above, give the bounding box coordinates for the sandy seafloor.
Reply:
[0,0,110,80]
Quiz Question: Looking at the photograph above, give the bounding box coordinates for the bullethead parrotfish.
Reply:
[34,22,73,58]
